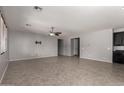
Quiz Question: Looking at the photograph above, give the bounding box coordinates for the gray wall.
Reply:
[80,29,112,63]
[61,29,113,63]
[9,28,113,63]
[9,31,58,61]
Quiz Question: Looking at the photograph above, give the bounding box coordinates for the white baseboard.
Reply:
[80,57,112,63]
[0,63,8,84]
[9,56,58,62]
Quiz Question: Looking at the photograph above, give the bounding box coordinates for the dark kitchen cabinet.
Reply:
[114,32,124,46]
[113,50,124,64]
[121,33,124,45]
[113,31,124,64]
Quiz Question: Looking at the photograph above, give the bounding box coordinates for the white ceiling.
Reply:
[2,6,124,37]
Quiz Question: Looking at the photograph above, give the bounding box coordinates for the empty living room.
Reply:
[0,0,124,92]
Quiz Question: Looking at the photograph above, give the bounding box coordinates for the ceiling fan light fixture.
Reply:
[49,26,62,36]
[49,32,55,36]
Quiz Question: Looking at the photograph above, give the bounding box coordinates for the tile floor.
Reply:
[2,56,124,86]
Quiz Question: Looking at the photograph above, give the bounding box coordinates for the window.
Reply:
[0,13,7,54]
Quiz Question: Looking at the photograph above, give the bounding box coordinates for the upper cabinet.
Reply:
[114,32,124,46]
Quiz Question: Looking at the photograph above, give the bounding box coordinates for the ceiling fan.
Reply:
[49,27,62,36]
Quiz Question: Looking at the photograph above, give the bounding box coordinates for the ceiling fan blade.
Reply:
[55,33,60,36]
[55,32,62,34]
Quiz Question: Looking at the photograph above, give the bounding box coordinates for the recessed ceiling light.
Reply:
[26,24,31,27]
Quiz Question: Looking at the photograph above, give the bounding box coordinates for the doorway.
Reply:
[58,39,64,56]
[71,38,80,57]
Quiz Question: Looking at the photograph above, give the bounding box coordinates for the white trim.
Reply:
[80,57,112,63]
[9,56,58,62]
[0,63,8,84]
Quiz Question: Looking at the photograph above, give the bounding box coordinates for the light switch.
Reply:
[107,48,111,50]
